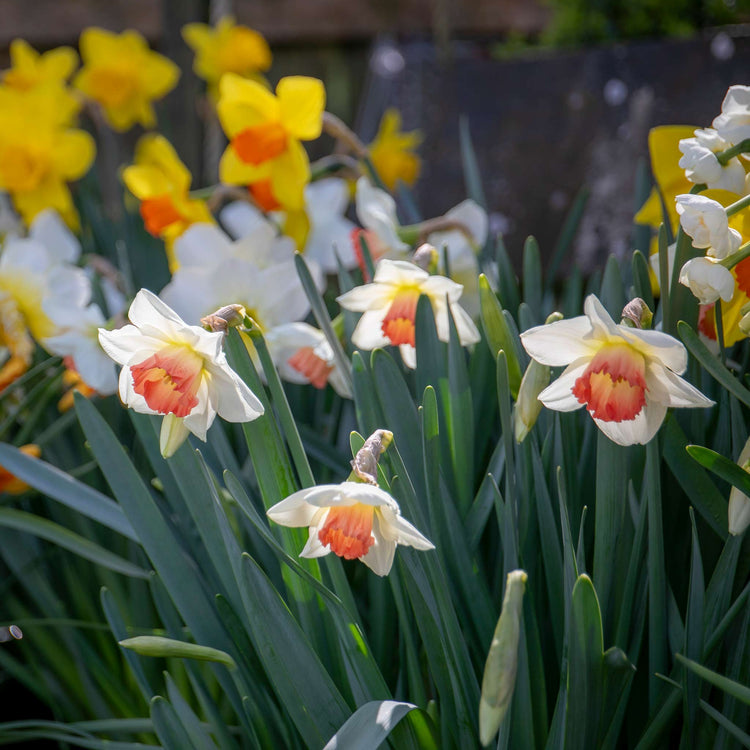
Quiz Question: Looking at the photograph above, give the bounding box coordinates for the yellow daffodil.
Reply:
[0,100,94,229]
[217,74,325,211]
[182,17,271,96]
[122,134,213,271]
[368,108,422,191]
[74,28,179,132]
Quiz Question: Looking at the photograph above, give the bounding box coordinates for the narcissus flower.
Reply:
[266,481,434,575]
[182,17,271,93]
[122,134,213,270]
[368,108,422,191]
[679,129,746,195]
[218,74,325,210]
[520,295,713,446]
[74,28,179,131]
[679,257,735,305]
[98,289,263,457]
[676,194,742,259]
[336,259,480,369]
[713,85,750,146]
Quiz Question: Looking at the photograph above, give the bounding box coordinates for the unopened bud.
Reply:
[479,570,527,746]
[621,298,653,330]
[200,304,246,333]
[514,360,550,443]
[729,436,750,535]
[412,243,439,272]
[350,429,394,485]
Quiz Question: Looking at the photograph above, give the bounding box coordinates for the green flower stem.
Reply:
[717,138,750,165]
[720,240,750,269]
[726,193,750,217]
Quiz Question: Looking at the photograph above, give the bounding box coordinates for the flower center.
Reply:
[382,286,420,347]
[288,347,333,389]
[130,345,203,417]
[87,66,138,108]
[0,143,49,192]
[233,122,288,165]
[140,195,182,235]
[318,502,375,559]
[249,179,281,211]
[571,343,647,422]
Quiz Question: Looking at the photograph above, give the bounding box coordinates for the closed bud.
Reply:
[621,297,654,330]
[200,304,246,332]
[479,569,527,746]
[350,429,394,485]
[412,243,439,273]
[514,360,549,443]
[729,436,750,535]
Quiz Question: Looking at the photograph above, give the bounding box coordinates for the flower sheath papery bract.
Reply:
[217,73,325,211]
[336,258,480,369]
[520,295,713,446]
[98,289,263,457]
[266,481,434,576]
[74,28,179,132]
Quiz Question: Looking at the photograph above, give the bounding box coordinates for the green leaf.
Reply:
[119,637,236,669]
[565,574,604,750]
[699,699,750,748]
[631,250,655,312]
[599,255,625,320]
[687,443,750,498]
[0,443,136,541]
[0,508,148,579]
[494,236,521,316]
[322,701,433,750]
[675,654,750,705]
[546,187,588,291]
[151,695,201,750]
[458,116,487,208]
[522,237,543,319]
[679,320,750,409]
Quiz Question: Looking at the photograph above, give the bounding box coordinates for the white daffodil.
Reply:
[712,85,750,146]
[679,257,735,305]
[160,223,318,331]
[729,436,750,536]
[264,322,352,398]
[336,259,480,369]
[520,295,713,446]
[355,177,410,258]
[98,289,263,457]
[428,199,488,317]
[266,480,434,576]
[303,178,358,272]
[675,194,742,259]
[45,303,118,394]
[678,129,746,195]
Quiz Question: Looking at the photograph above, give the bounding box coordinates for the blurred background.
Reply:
[2,0,749,269]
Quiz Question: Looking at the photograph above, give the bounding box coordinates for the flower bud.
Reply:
[412,242,438,273]
[200,304,246,332]
[479,569,527,746]
[621,298,654,329]
[350,429,394,485]
[159,413,190,458]
[729,436,750,535]
[514,360,549,443]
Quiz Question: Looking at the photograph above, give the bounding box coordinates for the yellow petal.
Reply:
[277,76,325,140]
[270,138,309,210]
[142,52,180,98]
[53,130,96,180]
[12,177,79,231]
[134,134,192,193]
[40,46,79,81]
[78,27,120,62]
[219,145,271,186]
[218,73,279,137]
[122,165,173,199]
[181,23,212,53]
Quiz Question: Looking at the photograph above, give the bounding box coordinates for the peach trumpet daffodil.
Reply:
[266,481,434,576]
[218,73,325,211]
[74,28,179,132]
[520,295,713,446]
[336,258,480,369]
[98,289,263,457]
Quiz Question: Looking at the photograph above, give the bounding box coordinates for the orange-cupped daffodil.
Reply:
[368,108,422,191]
[182,17,271,96]
[74,28,179,132]
[217,74,325,211]
[122,134,213,271]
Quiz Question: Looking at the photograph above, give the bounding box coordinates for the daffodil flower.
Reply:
[217,74,325,211]
[266,481,434,576]
[520,295,713,446]
[264,322,352,398]
[676,194,742,259]
[336,258,480,369]
[74,28,179,131]
[712,85,750,146]
[679,257,735,305]
[98,289,263,457]
[122,134,213,271]
[368,108,422,191]
[182,17,271,95]
[678,128,746,195]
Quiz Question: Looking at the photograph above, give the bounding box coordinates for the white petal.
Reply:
[267,490,321,526]
[29,209,80,263]
[98,325,163,365]
[645,364,714,408]
[206,360,264,422]
[306,177,350,217]
[337,283,388,313]
[521,317,595,366]
[300,525,332,558]
[584,295,620,338]
[379,508,434,549]
[351,309,390,350]
[399,343,417,369]
[128,289,186,336]
[619,328,688,374]
[537,359,589,411]
[372,259,429,286]
[360,514,397,576]
[592,399,667,446]
[182,379,214,440]
[174,223,234,268]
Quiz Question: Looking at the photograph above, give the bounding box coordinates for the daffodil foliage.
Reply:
[1,25,750,750]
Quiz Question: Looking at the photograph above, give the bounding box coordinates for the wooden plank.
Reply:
[0,0,162,47]
[236,0,551,43]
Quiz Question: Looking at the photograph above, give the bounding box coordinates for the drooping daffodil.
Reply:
[520,295,713,446]
[98,289,263,457]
